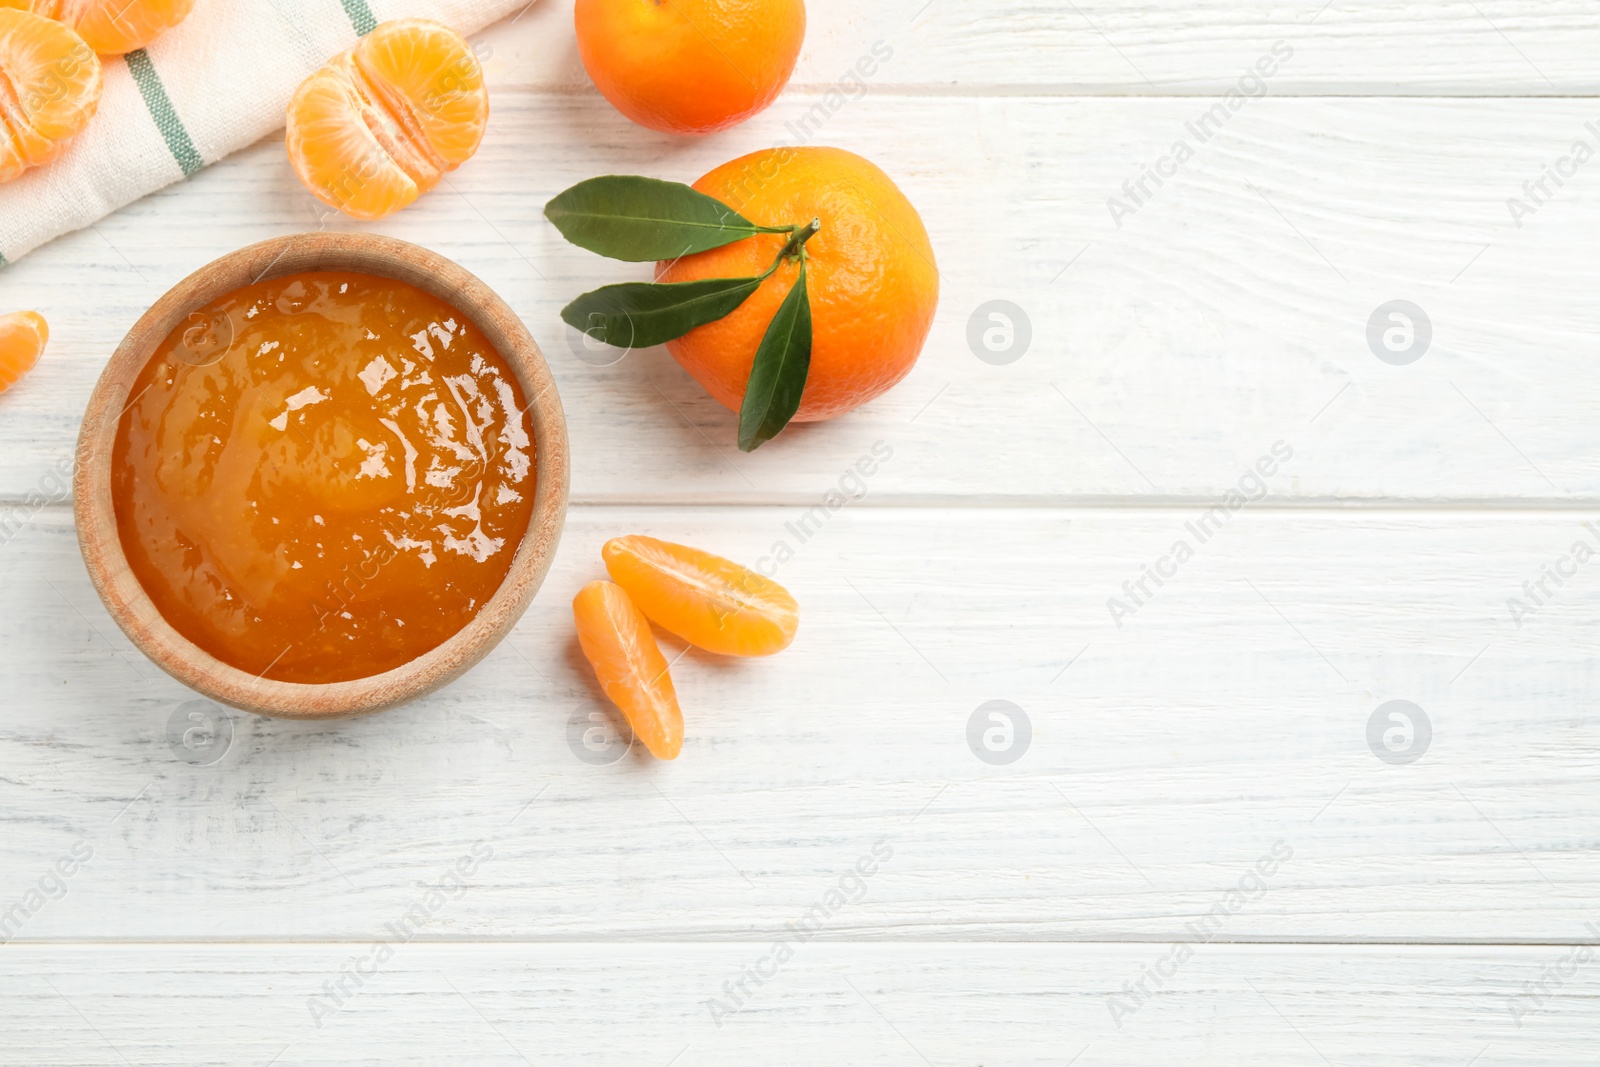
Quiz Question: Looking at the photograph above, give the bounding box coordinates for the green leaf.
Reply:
[560,275,765,350]
[738,260,812,452]
[545,176,773,262]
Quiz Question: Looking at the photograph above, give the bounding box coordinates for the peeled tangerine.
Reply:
[603,535,798,657]
[0,8,100,183]
[0,310,47,392]
[0,0,194,55]
[573,580,684,760]
[286,19,488,221]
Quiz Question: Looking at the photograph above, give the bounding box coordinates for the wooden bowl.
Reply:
[74,232,570,719]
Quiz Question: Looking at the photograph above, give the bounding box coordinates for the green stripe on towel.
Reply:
[341,0,378,35]
[125,50,204,177]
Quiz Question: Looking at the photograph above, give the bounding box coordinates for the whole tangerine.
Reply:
[574,0,805,135]
[656,146,939,423]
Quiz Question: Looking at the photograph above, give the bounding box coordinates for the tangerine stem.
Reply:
[780,217,821,261]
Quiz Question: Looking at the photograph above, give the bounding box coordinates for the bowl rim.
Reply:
[73,231,570,719]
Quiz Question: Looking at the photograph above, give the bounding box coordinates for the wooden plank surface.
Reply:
[5,92,1600,503]
[2,943,1596,1066]
[5,505,1598,941]
[483,0,1600,96]
[5,1,1600,1061]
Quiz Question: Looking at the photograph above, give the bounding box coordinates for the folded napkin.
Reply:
[0,0,530,266]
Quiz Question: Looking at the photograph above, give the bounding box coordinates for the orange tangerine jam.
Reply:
[112,270,536,684]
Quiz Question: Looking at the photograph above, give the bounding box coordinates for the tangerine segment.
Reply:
[2,0,195,55]
[286,19,487,221]
[0,8,100,182]
[573,580,684,760]
[602,535,798,657]
[0,309,47,392]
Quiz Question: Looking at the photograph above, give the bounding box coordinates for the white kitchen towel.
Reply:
[0,0,530,266]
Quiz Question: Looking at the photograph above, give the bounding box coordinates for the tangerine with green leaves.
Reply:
[658,146,939,426]
[574,0,805,135]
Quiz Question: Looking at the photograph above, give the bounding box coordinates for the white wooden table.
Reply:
[4,1,1600,1062]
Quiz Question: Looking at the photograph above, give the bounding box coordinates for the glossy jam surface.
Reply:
[113,271,535,684]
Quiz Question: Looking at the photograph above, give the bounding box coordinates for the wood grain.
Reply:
[4,92,1599,503]
[2,943,1595,1066]
[4,505,1599,941]
[4,1,1599,1059]
[487,0,1600,96]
